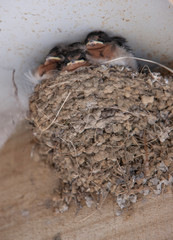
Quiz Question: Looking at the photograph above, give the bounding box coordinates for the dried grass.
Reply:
[104,57,173,74]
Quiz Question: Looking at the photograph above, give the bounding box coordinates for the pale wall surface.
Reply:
[0,0,173,147]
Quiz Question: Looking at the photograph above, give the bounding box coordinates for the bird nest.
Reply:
[29,65,173,213]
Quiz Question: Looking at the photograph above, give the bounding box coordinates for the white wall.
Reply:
[0,0,173,148]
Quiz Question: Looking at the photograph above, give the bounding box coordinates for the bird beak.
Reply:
[67,59,85,66]
[86,40,104,46]
[46,56,62,61]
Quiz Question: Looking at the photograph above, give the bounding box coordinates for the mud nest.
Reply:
[29,65,173,213]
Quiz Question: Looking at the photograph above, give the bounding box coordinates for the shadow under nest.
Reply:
[29,65,173,214]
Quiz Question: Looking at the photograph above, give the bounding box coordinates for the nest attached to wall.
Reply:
[29,65,173,213]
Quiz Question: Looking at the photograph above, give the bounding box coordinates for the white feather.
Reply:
[24,70,42,84]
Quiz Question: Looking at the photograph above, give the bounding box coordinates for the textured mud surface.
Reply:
[29,65,173,213]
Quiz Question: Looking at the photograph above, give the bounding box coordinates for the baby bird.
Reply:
[34,42,87,79]
[27,46,66,82]
[85,31,138,71]
[84,31,110,45]
[45,46,66,63]
[62,48,90,72]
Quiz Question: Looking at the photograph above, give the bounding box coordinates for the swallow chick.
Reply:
[29,46,66,82]
[84,31,110,46]
[85,31,138,71]
[45,46,66,63]
[61,49,90,72]
[39,42,86,74]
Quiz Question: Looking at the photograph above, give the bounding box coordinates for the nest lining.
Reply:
[29,65,173,213]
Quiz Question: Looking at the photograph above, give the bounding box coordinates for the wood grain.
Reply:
[0,121,173,240]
